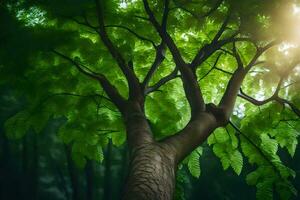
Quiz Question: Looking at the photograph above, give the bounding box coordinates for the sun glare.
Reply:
[276,3,300,57]
[278,42,298,55]
[118,0,138,9]
[293,4,300,15]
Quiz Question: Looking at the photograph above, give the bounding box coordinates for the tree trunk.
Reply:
[22,134,28,173]
[103,139,113,200]
[122,143,176,200]
[48,153,70,200]
[65,145,80,200]
[119,102,218,199]
[118,145,129,194]
[85,160,94,200]
[31,133,39,200]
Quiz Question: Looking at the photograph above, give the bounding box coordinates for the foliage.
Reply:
[1,0,300,199]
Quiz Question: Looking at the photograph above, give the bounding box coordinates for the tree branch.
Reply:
[142,42,166,92]
[104,25,156,47]
[199,53,222,81]
[245,40,279,72]
[44,92,111,103]
[161,112,218,163]
[94,0,142,101]
[202,0,224,18]
[239,75,300,118]
[212,11,231,43]
[145,67,179,94]
[170,0,223,19]
[215,67,233,75]
[232,42,243,67]
[275,97,300,117]
[143,0,185,66]
[52,50,126,110]
[238,89,274,106]
[63,15,98,31]
[190,36,252,71]
[133,15,149,21]
[143,0,206,117]
[190,10,233,71]
[229,121,284,179]
[238,60,300,117]
[213,41,278,125]
[281,80,300,89]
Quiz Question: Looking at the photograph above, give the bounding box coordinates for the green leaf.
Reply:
[286,139,297,157]
[230,150,243,175]
[260,134,278,155]
[212,143,230,170]
[187,147,202,178]
[207,134,216,145]
[256,180,273,200]
[214,128,229,143]
[246,170,260,186]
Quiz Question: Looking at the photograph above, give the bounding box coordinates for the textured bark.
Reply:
[163,112,218,162]
[122,143,176,200]
[121,100,218,199]
[123,101,153,151]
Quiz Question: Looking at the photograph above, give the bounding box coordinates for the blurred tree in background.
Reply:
[1,0,300,199]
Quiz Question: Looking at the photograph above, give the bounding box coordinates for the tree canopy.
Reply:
[1,0,300,199]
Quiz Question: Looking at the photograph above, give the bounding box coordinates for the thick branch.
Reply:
[143,0,206,116]
[216,67,246,124]
[214,41,278,125]
[94,0,142,101]
[190,36,251,71]
[161,112,218,163]
[141,1,170,94]
[143,0,185,66]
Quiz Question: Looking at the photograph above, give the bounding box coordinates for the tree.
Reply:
[1,0,300,199]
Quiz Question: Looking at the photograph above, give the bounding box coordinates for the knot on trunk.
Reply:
[206,103,229,126]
